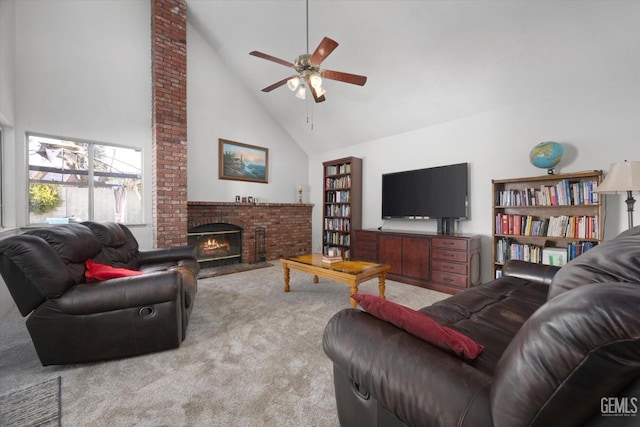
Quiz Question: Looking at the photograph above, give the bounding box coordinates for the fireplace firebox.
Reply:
[187,223,242,269]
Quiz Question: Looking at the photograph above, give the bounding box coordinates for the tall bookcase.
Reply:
[322,156,362,259]
[492,170,603,278]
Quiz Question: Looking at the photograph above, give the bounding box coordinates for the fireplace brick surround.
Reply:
[188,202,313,264]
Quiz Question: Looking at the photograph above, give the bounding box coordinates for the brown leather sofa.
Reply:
[0,221,199,366]
[323,226,640,426]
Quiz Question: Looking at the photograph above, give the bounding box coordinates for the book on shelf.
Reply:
[495,237,543,264]
[322,255,343,264]
[495,213,597,239]
[496,179,599,207]
[325,163,351,176]
[567,241,596,261]
[542,247,568,266]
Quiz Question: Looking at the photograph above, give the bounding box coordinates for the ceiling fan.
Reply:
[249,1,367,103]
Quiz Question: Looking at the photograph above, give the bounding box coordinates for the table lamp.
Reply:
[594,160,640,229]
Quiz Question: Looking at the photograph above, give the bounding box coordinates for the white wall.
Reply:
[309,72,640,283]
[0,0,17,317]
[1,0,16,227]
[0,0,15,127]
[186,22,309,204]
[12,0,152,235]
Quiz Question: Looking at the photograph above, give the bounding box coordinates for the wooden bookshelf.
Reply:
[492,170,603,278]
[322,157,362,259]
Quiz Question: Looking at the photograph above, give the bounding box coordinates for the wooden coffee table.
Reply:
[280,254,390,307]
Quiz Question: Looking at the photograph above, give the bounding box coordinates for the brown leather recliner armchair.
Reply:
[0,222,199,366]
[323,226,640,426]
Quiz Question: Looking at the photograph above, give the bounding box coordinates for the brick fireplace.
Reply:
[187,202,313,264]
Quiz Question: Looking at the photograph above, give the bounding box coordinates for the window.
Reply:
[28,134,142,225]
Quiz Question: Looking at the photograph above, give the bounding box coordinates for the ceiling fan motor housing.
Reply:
[294,54,319,73]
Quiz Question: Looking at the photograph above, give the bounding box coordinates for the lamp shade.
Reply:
[595,161,640,193]
[287,76,300,91]
[309,74,322,89]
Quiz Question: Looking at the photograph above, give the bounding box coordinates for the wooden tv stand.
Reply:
[353,229,481,294]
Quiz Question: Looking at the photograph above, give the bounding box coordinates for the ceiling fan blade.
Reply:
[249,51,295,68]
[309,37,339,66]
[310,87,326,103]
[304,75,326,103]
[321,69,368,86]
[261,76,297,92]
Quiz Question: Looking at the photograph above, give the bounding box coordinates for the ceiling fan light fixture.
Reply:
[287,76,300,91]
[249,0,367,103]
[309,73,322,90]
[295,84,306,100]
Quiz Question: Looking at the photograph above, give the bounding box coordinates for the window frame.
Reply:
[0,126,3,228]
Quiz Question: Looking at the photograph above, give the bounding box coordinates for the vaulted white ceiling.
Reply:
[186,0,640,154]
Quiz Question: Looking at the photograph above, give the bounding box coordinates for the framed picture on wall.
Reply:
[219,139,269,183]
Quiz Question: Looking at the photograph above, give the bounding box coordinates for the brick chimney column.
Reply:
[151,0,188,247]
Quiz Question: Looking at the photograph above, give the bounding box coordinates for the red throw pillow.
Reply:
[85,259,144,282]
[352,293,484,361]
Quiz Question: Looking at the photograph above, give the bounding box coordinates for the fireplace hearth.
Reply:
[188,223,242,269]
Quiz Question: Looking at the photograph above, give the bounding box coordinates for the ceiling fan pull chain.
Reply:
[306,98,314,131]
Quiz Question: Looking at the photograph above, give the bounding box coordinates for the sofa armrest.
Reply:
[55,270,181,315]
[502,259,560,285]
[323,308,493,427]
[137,246,197,265]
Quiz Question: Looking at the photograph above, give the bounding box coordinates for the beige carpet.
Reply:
[0,376,61,427]
[0,263,448,426]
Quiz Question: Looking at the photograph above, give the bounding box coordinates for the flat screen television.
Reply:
[382,162,468,221]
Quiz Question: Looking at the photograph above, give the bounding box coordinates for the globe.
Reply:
[529,141,564,174]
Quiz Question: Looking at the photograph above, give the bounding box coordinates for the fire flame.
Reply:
[202,238,231,253]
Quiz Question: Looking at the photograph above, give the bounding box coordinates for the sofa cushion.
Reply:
[491,282,640,427]
[83,221,139,269]
[421,275,548,375]
[25,224,102,284]
[352,293,484,360]
[83,221,127,247]
[548,230,640,299]
[84,259,144,282]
